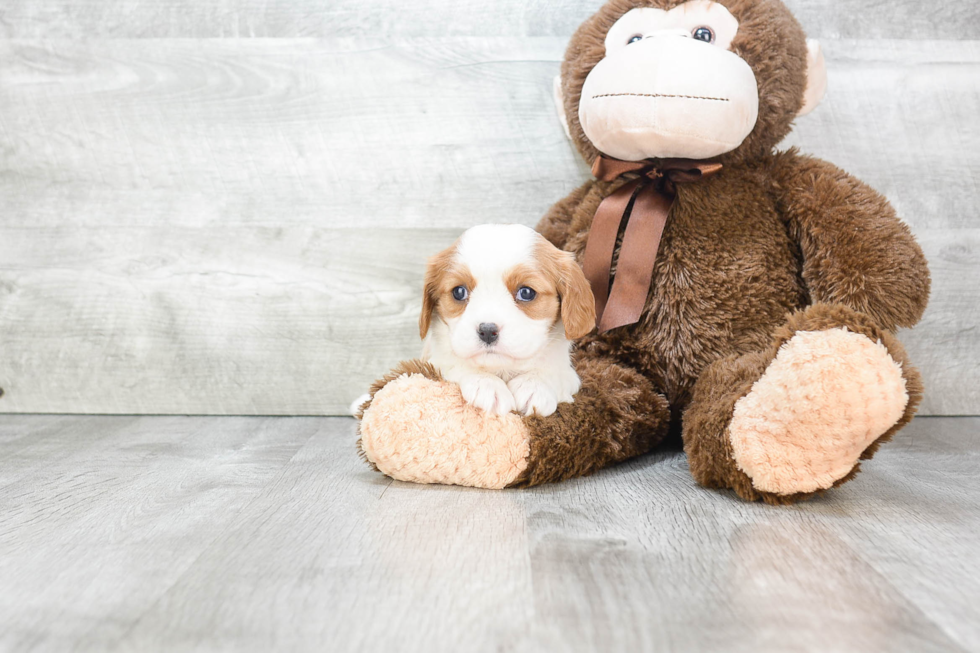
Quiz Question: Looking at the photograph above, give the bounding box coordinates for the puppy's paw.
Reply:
[508,375,560,417]
[555,366,582,405]
[458,374,516,416]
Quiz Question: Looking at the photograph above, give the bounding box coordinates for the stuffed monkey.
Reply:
[358,0,930,504]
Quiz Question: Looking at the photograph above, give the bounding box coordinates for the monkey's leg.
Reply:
[511,351,671,487]
[357,353,671,489]
[682,303,923,505]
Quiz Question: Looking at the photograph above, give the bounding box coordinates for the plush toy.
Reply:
[357,0,930,504]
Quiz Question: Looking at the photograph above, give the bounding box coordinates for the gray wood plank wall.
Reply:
[0,2,977,416]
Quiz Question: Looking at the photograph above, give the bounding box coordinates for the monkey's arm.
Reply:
[535,180,594,249]
[770,149,930,331]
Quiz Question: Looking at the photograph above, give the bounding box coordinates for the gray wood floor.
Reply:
[1,416,977,652]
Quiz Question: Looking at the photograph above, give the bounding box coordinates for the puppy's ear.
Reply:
[419,245,455,339]
[419,282,436,340]
[555,251,597,340]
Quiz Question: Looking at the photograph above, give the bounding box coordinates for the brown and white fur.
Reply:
[419,224,596,417]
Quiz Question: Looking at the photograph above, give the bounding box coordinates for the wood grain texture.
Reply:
[0,36,976,415]
[0,38,584,229]
[0,228,458,415]
[906,231,980,416]
[0,0,976,39]
[0,415,977,652]
[0,228,973,416]
[0,39,975,229]
[0,415,318,652]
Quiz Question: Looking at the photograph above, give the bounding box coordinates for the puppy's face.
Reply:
[420,225,596,370]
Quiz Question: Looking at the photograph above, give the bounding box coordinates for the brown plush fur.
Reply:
[523,0,930,499]
[359,0,930,502]
[510,346,672,486]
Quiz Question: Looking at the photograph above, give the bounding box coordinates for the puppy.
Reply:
[419,224,596,417]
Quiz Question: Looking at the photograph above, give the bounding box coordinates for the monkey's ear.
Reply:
[799,39,827,117]
[553,75,572,140]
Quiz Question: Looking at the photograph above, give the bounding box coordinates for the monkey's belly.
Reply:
[627,231,806,405]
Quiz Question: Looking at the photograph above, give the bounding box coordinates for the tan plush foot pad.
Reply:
[359,374,530,489]
[729,328,909,496]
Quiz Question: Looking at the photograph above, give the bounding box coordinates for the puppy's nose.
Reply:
[478,323,499,346]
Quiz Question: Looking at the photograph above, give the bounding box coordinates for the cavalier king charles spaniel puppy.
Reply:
[419,224,596,417]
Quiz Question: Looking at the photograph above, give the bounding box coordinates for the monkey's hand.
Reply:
[771,150,930,331]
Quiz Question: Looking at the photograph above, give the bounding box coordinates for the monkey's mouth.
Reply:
[591,92,730,103]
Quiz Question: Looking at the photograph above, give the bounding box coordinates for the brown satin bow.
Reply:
[583,156,723,334]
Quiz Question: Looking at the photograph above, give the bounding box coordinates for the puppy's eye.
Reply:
[627,34,644,45]
[692,26,714,43]
[516,287,537,302]
[452,286,468,302]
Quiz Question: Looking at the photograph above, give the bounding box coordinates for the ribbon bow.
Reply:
[583,156,723,334]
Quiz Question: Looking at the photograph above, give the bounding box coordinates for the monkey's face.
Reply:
[579,1,758,161]
[560,0,826,164]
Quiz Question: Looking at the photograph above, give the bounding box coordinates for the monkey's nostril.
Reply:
[478,323,500,346]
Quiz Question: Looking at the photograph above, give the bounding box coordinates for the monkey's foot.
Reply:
[729,328,909,496]
[357,361,530,489]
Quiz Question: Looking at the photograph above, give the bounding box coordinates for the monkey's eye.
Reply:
[692,26,714,43]
[452,286,469,302]
[516,287,537,302]
[627,34,644,45]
